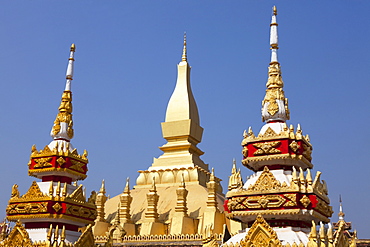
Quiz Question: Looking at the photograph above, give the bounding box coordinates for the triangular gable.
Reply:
[247,166,282,192]
[21,181,44,199]
[0,221,32,247]
[242,214,282,247]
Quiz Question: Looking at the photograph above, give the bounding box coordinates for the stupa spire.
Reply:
[261,6,290,123]
[182,32,187,62]
[270,6,279,63]
[50,44,76,141]
[150,34,207,172]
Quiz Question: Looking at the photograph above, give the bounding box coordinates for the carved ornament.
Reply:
[75,224,96,247]
[21,181,45,200]
[300,195,311,208]
[289,141,300,152]
[52,202,62,212]
[11,184,20,199]
[253,141,281,155]
[283,194,297,206]
[238,214,282,247]
[6,202,48,215]
[70,159,85,172]
[33,157,53,168]
[0,221,33,247]
[247,167,283,192]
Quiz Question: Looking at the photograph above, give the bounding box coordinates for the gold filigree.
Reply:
[283,194,297,206]
[303,144,312,160]
[248,195,285,209]
[0,221,33,247]
[70,159,85,172]
[52,202,62,212]
[289,141,300,152]
[262,127,277,137]
[6,202,48,214]
[247,167,281,192]
[253,141,281,155]
[68,185,86,202]
[75,224,96,247]
[57,157,66,166]
[33,157,53,168]
[242,146,248,157]
[52,91,74,139]
[11,184,20,198]
[66,204,94,219]
[242,214,282,247]
[300,195,311,208]
[21,181,44,199]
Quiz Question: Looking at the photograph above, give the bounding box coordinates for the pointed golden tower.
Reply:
[103,35,224,244]
[6,44,96,244]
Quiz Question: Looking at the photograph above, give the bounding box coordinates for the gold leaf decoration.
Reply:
[57,157,66,166]
[300,195,311,208]
[70,159,85,172]
[247,167,281,192]
[33,157,53,168]
[289,141,300,152]
[52,202,62,212]
[253,141,281,155]
[21,181,44,199]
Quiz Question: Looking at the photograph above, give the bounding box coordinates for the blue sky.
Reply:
[0,1,369,238]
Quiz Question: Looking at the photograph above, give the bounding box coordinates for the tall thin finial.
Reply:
[270,6,279,63]
[50,44,76,141]
[182,32,187,62]
[65,43,76,91]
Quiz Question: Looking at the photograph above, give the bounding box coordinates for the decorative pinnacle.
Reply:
[123,177,130,193]
[99,179,106,194]
[50,45,76,140]
[65,43,75,91]
[182,32,187,62]
[270,6,279,62]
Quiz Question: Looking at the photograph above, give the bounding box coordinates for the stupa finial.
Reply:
[50,44,76,141]
[182,32,187,62]
[270,6,279,63]
[65,43,75,91]
[261,7,290,123]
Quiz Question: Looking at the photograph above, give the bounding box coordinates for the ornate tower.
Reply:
[6,44,96,243]
[224,7,334,246]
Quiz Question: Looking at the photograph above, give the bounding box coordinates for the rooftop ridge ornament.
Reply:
[51,44,76,141]
[261,7,290,123]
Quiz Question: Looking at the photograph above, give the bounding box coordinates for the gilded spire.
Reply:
[182,32,187,62]
[165,35,200,124]
[261,7,290,123]
[50,44,76,141]
[151,34,207,172]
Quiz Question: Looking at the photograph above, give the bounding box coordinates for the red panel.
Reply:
[42,176,72,183]
[24,222,79,231]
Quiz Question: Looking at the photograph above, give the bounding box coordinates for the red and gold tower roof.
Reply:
[6,44,96,243]
[225,8,333,244]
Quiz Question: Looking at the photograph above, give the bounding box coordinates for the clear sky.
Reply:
[0,1,369,238]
